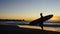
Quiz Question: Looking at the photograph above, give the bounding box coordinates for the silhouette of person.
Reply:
[29,13,53,31]
[39,13,43,31]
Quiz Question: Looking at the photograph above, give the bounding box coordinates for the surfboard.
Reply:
[29,15,53,25]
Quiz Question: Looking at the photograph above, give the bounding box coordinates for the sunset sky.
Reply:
[0,0,60,21]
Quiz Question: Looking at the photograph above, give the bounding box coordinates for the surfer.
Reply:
[29,13,53,31]
[39,13,43,30]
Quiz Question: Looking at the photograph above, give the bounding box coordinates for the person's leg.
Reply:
[40,23,43,31]
[42,25,43,31]
[39,20,43,30]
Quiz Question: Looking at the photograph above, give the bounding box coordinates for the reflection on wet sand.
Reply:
[17,25,57,32]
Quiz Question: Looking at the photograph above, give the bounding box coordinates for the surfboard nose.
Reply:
[48,15,53,18]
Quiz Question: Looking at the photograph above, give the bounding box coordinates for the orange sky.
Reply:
[0,16,60,21]
[0,13,60,21]
[49,16,60,21]
[25,16,60,21]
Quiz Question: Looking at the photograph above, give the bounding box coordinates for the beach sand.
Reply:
[0,25,60,34]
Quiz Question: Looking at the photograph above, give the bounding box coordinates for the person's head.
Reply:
[40,13,42,16]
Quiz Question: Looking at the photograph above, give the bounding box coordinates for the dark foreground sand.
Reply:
[0,25,60,34]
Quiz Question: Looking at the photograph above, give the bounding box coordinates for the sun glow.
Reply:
[50,16,60,21]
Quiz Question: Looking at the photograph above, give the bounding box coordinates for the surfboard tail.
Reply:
[29,18,41,25]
